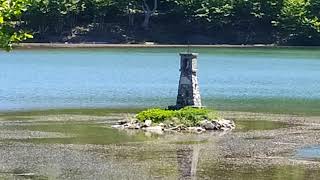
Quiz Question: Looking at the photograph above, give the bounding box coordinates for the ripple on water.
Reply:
[1,48,320,115]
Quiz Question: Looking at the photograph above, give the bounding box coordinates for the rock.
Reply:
[144,126,163,134]
[111,125,124,129]
[187,127,206,133]
[134,124,141,129]
[130,119,138,124]
[212,121,221,129]
[200,120,209,125]
[144,120,152,127]
[158,123,165,128]
[112,118,235,133]
[167,126,178,131]
[176,124,187,131]
[201,121,217,130]
[215,119,236,131]
[126,123,139,129]
[117,120,128,125]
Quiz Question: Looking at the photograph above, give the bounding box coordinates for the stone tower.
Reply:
[174,53,202,109]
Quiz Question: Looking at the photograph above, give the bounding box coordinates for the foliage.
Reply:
[175,107,209,126]
[2,0,320,45]
[0,0,33,50]
[136,108,175,123]
[275,0,320,44]
[136,107,219,126]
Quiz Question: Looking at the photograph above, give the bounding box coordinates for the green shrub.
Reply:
[136,108,175,123]
[136,107,220,126]
[176,107,209,126]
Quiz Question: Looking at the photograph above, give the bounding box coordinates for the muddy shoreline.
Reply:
[1,111,320,179]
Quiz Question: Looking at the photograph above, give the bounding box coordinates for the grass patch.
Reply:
[136,107,219,127]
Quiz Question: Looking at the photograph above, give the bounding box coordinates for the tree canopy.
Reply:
[3,0,320,46]
[0,0,32,50]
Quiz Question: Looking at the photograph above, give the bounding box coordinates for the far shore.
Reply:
[14,43,320,49]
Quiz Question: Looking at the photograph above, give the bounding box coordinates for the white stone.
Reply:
[158,123,165,127]
[111,125,124,129]
[144,126,163,134]
[144,120,152,127]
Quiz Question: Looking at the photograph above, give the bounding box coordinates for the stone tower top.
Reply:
[171,52,202,109]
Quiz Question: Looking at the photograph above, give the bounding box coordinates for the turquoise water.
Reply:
[1,48,320,113]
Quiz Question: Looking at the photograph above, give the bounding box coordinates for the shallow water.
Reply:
[0,113,317,179]
[3,122,154,145]
[296,145,320,160]
[1,48,320,114]
[1,118,287,145]
[235,119,289,132]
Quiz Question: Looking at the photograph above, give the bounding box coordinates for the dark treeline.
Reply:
[21,0,320,45]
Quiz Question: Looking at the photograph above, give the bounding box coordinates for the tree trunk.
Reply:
[142,12,151,29]
[141,0,157,30]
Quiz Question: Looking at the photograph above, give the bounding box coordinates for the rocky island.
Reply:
[113,52,235,133]
[112,108,235,134]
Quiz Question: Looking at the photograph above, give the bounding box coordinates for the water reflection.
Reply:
[177,145,200,180]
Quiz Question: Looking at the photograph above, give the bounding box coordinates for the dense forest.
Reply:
[3,0,320,46]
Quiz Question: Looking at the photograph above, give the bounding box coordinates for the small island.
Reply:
[113,53,235,133]
[112,107,235,133]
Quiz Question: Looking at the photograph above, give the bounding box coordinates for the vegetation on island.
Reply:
[136,107,219,127]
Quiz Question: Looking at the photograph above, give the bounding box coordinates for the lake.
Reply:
[1,47,320,114]
[1,47,320,179]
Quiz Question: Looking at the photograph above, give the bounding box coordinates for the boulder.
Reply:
[126,123,140,129]
[117,120,128,125]
[201,121,217,130]
[158,123,165,128]
[215,119,236,131]
[144,120,152,127]
[111,125,124,129]
[144,126,164,134]
[187,127,206,133]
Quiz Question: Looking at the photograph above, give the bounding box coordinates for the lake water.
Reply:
[1,47,320,114]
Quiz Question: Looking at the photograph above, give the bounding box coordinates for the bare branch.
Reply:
[142,0,150,12]
[141,2,146,12]
[152,0,158,13]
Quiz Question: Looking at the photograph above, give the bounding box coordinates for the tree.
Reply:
[276,0,320,45]
[141,0,157,30]
[0,0,32,50]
